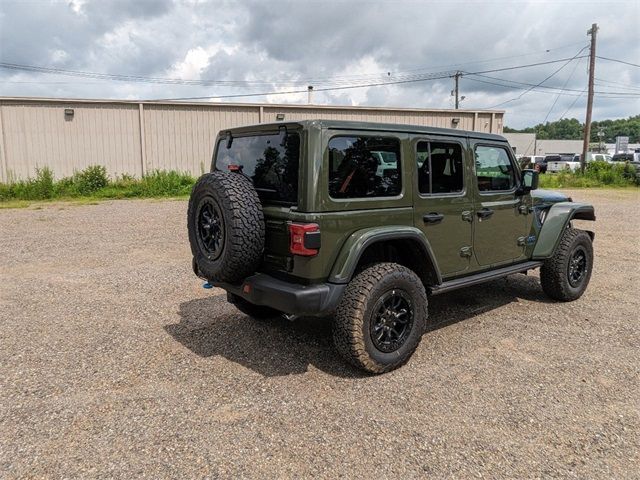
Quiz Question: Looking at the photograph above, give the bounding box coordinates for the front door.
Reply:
[471,142,528,267]
[412,137,474,278]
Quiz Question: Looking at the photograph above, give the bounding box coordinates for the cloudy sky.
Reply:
[0,0,638,128]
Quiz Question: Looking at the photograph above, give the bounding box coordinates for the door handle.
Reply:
[477,208,494,220]
[423,213,444,225]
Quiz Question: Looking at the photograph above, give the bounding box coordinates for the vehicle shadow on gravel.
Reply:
[166,273,550,378]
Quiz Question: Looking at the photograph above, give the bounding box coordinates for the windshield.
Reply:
[215,132,300,204]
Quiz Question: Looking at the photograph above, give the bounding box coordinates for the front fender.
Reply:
[532,202,595,259]
[328,226,442,284]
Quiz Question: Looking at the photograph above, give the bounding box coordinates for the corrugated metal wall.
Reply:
[503,133,537,156]
[0,98,504,182]
[143,104,260,175]
[536,139,584,155]
[1,102,142,181]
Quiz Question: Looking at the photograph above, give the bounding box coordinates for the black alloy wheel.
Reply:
[333,263,428,374]
[567,246,588,288]
[197,197,225,261]
[540,228,593,302]
[370,289,413,353]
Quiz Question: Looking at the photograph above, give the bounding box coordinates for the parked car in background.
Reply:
[520,155,545,171]
[612,152,640,163]
[547,152,612,173]
[539,154,565,173]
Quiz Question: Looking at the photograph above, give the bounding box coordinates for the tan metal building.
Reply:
[503,133,586,157]
[0,97,505,182]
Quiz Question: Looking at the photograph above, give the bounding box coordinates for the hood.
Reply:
[531,189,571,207]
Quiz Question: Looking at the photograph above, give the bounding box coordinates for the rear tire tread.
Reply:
[333,263,427,374]
[188,172,265,284]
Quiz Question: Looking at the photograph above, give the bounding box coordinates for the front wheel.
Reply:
[540,228,593,301]
[332,263,428,374]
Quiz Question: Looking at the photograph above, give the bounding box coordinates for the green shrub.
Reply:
[137,170,196,197]
[73,165,108,194]
[3,167,56,200]
[33,167,55,199]
[539,161,639,188]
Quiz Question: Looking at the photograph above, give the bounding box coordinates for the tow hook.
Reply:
[281,313,299,322]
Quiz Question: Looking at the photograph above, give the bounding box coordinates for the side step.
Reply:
[429,261,543,296]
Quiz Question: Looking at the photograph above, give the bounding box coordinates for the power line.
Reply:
[543,56,585,124]
[152,56,597,102]
[0,54,592,94]
[465,72,640,96]
[463,75,583,97]
[150,71,459,101]
[0,41,593,88]
[594,77,640,91]
[558,90,586,119]
[596,55,640,68]
[481,47,589,108]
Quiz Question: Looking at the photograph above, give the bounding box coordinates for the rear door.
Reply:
[471,141,529,267]
[412,136,474,277]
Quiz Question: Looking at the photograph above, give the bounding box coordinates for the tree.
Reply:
[505,115,640,143]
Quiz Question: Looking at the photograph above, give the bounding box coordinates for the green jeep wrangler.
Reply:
[188,120,595,374]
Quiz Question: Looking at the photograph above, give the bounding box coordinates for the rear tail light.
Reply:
[289,223,320,256]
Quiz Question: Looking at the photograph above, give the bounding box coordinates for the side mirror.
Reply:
[518,169,539,194]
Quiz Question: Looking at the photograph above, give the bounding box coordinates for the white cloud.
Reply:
[0,0,638,127]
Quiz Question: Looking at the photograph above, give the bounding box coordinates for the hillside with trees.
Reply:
[504,115,640,143]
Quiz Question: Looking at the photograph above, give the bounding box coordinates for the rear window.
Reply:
[215,132,300,204]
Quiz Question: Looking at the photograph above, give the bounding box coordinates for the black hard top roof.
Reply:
[222,119,507,142]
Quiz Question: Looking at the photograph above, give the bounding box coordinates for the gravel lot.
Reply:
[1,189,639,478]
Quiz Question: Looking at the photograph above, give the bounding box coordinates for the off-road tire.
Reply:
[188,172,264,284]
[333,263,428,374]
[227,293,281,319]
[540,228,593,301]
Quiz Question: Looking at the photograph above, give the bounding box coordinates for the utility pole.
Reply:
[581,23,598,173]
[453,72,461,109]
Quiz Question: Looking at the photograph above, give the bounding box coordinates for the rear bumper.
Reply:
[213,273,346,317]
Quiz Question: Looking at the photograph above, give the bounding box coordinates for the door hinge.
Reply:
[518,204,529,215]
[461,211,473,222]
[460,246,473,258]
[517,236,526,246]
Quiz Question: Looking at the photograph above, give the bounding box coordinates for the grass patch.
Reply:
[0,167,196,206]
[0,200,32,209]
[539,161,640,189]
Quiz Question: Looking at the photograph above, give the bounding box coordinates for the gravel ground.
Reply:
[1,189,639,479]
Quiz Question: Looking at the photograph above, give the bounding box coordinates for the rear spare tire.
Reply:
[188,171,264,284]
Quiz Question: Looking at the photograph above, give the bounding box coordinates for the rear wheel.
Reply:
[540,228,593,301]
[332,263,428,374]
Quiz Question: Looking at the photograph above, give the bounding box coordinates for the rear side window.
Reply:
[416,141,464,194]
[328,136,401,198]
[475,145,517,192]
[215,132,300,204]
